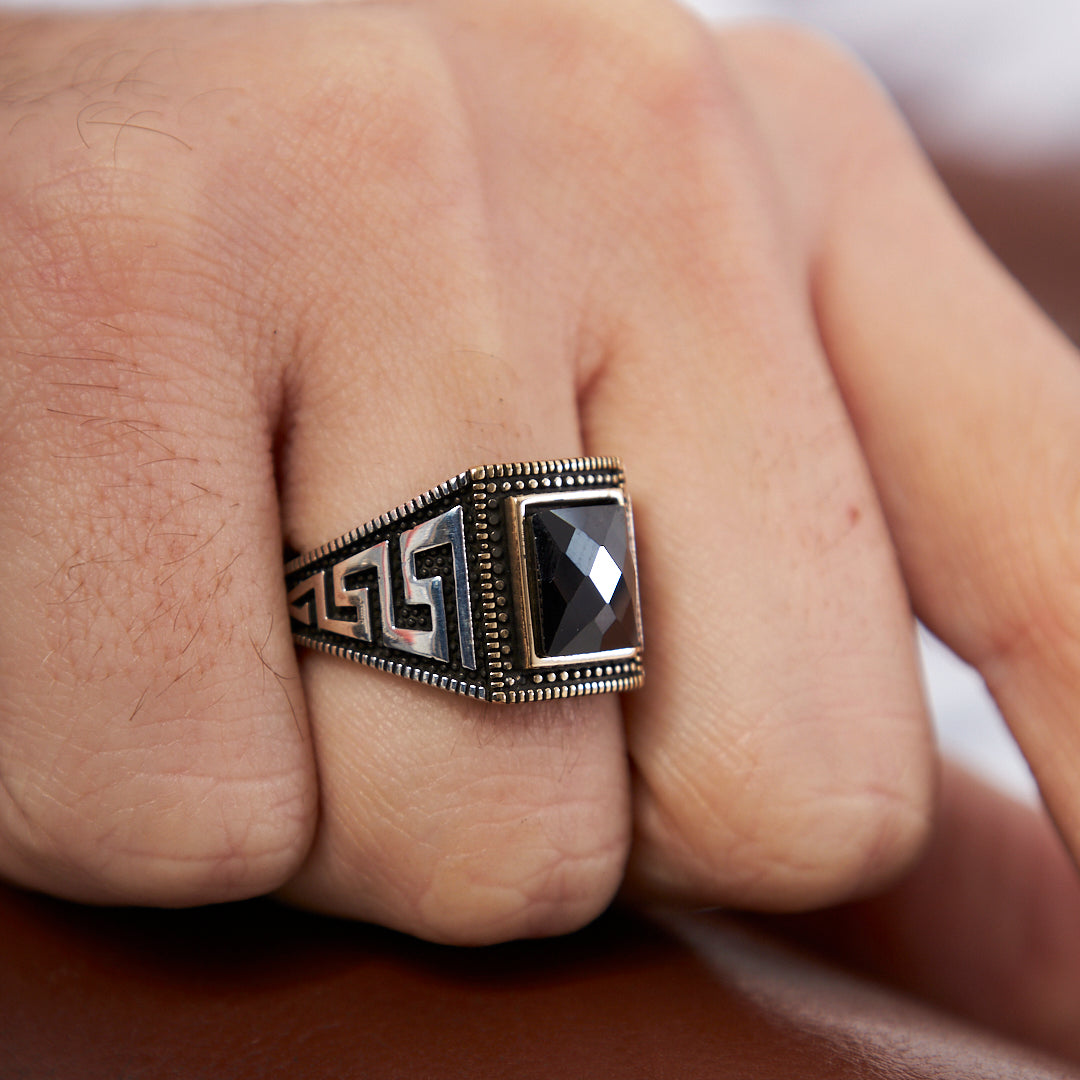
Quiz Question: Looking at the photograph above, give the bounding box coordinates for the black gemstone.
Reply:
[526,500,639,658]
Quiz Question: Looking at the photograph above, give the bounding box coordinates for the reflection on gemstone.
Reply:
[526,500,639,658]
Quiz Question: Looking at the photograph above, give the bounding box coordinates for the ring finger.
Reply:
[272,22,630,945]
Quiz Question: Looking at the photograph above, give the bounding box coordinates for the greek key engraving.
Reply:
[287,506,475,669]
[286,555,372,641]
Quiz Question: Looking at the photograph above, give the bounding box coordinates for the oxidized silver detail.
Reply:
[287,508,474,667]
[285,457,644,703]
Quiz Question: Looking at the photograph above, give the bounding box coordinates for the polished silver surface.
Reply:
[287,507,475,667]
[332,554,374,642]
[349,539,421,657]
[285,456,643,703]
[400,506,476,670]
[287,564,371,641]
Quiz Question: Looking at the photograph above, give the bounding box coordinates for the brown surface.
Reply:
[0,879,1075,1079]
[939,157,1080,346]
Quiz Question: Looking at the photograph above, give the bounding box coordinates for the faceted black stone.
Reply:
[526,500,639,658]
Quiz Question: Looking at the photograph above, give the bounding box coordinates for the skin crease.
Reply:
[2,0,1080,1055]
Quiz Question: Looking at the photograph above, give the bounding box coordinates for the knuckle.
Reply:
[403,767,630,945]
[979,455,1080,677]
[0,6,472,332]
[1,59,207,322]
[190,8,487,343]
[271,13,472,203]
[642,707,933,909]
[569,0,724,105]
[496,0,760,300]
[455,0,743,175]
[619,9,734,132]
[0,729,312,904]
[740,774,931,909]
[723,20,887,119]
[722,21,917,195]
[556,0,741,156]
[414,838,625,947]
[0,155,249,367]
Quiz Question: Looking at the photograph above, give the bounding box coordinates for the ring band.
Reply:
[285,457,644,703]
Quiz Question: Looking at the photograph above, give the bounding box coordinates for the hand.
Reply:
[2,0,1079,956]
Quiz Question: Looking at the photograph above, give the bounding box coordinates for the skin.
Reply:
[3,0,1080,1053]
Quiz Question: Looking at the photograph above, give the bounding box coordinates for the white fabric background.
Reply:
[691,0,1080,164]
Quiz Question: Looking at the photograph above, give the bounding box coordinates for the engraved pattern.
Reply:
[287,509,474,667]
[285,458,644,703]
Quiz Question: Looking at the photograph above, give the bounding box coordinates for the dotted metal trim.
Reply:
[285,457,643,704]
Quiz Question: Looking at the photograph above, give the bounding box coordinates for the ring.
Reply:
[285,456,644,703]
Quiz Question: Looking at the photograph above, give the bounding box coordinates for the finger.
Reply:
[576,18,934,909]
[773,763,1080,1062]
[727,29,1080,858]
[0,15,315,903]
[270,11,629,945]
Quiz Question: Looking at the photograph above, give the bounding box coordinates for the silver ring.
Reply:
[285,457,644,703]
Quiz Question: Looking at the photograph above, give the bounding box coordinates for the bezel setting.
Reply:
[505,488,642,671]
[285,457,644,703]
